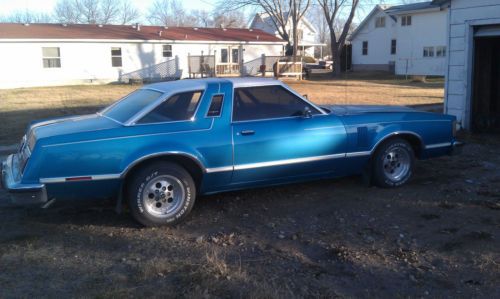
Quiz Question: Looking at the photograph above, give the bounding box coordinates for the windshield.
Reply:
[103,89,163,123]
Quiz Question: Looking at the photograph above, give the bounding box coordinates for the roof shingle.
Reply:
[0,23,285,43]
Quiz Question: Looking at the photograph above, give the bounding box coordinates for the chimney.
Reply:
[158,30,163,37]
[136,23,141,31]
[256,35,260,40]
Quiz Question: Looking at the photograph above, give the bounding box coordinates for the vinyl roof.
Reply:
[0,23,285,43]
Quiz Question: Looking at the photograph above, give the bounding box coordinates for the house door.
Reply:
[217,46,241,75]
[472,26,500,132]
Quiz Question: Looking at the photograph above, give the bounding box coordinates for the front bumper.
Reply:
[451,140,464,156]
[1,154,48,205]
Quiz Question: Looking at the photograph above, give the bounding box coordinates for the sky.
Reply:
[0,0,216,17]
[0,0,411,23]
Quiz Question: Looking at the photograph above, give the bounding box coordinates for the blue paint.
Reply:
[2,78,458,202]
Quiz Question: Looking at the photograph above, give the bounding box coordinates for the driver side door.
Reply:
[231,85,347,183]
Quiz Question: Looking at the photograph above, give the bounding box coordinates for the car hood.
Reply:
[324,105,419,116]
[29,114,121,141]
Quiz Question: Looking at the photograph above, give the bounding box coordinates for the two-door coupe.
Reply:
[1,78,460,226]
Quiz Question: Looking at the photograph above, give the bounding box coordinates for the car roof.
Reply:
[143,77,283,93]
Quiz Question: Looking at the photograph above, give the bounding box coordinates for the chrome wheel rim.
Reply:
[143,175,185,218]
[383,147,410,182]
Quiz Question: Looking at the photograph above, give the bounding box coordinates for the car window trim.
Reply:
[129,89,205,126]
[205,93,225,118]
[231,84,326,123]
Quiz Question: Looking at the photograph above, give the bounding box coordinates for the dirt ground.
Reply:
[0,73,444,144]
[0,133,499,298]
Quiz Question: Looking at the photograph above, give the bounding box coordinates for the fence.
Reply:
[188,53,304,80]
[120,57,181,83]
[188,54,216,78]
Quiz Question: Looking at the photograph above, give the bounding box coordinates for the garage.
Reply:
[438,0,500,131]
[472,26,500,132]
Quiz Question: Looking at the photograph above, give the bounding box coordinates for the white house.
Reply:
[349,1,448,76]
[0,23,286,89]
[434,0,500,132]
[249,12,325,58]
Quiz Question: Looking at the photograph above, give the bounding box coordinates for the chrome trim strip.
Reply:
[305,126,344,131]
[206,166,233,173]
[234,153,346,171]
[40,174,121,184]
[425,142,452,149]
[370,131,425,153]
[42,121,214,147]
[120,149,208,178]
[346,151,371,158]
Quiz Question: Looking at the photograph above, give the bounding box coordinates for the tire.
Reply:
[127,162,196,227]
[372,138,415,188]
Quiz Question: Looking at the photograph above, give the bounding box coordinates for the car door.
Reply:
[231,84,347,183]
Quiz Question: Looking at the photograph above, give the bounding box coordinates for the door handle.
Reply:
[240,130,255,136]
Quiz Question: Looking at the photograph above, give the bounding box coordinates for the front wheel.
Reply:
[127,162,196,227]
[372,138,415,188]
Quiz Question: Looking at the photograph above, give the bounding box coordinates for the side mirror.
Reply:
[302,107,312,119]
[303,94,308,100]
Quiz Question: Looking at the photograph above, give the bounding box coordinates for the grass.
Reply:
[0,72,444,145]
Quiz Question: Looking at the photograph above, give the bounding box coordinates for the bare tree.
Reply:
[220,0,311,58]
[220,0,292,50]
[213,11,247,28]
[318,0,360,75]
[119,0,140,25]
[54,0,80,23]
[192,9,213,27]
[54,0,138,24]
[1,10,53,23]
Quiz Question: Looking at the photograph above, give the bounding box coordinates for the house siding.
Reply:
[351,6,448,76]
[0,41,283,89]
[443,0,500,129]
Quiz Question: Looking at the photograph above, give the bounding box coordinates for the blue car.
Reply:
[1,78,461,226]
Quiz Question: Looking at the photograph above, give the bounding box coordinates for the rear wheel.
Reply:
[128,162,196,227]
[372,138,415,188]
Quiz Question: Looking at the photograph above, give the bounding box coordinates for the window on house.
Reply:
[375,17,386,28]
[221,49,228,63]
[436,46,447,57]
[162,45,172,57]
[232,48,239,63]
[423,46,435,57]
[297,29,304,41]
[391,39,397,55]
[138,91,203,124]
[362,41,368,55]
[207,95,224,117]
[111,47,122,67]
[402,15,412,26]
[42,47,61,68]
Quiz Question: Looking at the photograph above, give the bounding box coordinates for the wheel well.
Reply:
[375,134,423,158]
[123,155,204,191]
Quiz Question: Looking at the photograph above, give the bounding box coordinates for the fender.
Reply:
[119,142,207,178]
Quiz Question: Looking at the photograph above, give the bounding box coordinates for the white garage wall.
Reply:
[443,0,500,129]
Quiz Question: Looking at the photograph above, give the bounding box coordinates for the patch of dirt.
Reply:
[0,134,499,298]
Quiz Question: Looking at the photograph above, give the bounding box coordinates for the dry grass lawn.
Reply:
[0,73,444,145]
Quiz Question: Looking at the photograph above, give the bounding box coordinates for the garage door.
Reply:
[475,25,500,37]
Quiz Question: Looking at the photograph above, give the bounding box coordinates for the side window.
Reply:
[42,47,61,68]
[138,91,203,124]
[207,95,224,117]
[111,47,122,67]
[233,86,320,122]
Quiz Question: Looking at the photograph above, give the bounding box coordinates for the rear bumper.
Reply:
[1,154,48,205]
[450,140,464,156]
